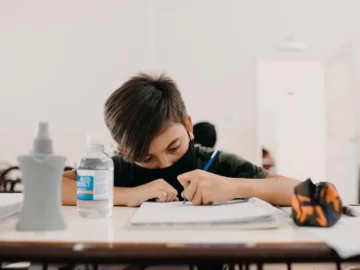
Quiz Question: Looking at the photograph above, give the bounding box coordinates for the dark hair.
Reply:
[104,73,187,162]
[262,148,269,155]
[193,122,217,148]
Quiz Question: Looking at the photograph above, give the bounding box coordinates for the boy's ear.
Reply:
[186,115,194,140]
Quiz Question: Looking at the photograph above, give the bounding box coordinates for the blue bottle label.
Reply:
[77,170,111,201]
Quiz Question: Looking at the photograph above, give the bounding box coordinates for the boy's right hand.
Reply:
[127,179,178,207]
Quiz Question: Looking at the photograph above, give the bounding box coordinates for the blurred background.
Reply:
[1,0,360,203]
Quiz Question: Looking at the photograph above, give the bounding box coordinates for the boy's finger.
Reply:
[183,181,197,202]
[158,181,178,198]
[153,190,167,202]
[191,189,202,206]
[177,170,197,187]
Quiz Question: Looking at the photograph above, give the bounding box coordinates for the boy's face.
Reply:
[134,116,194,169]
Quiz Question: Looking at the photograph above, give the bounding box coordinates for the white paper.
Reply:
[0,193,23,219]
[302,215,360,259]
[131,199,275,225]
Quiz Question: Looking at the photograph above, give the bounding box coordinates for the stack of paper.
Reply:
[130,199,281,229]
[0,193,23,219]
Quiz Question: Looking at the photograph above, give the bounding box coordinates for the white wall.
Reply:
[256,48,359,203]
[1,0,359,168]
[256,60,326,182]
[325,43,359,203]
[148,1,258,162]
[0,0,258,166]
[351,39,360,167]
[255,60,282,165]
[0,1,153,166]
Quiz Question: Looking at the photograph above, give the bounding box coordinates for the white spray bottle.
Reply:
[16,122,67,231]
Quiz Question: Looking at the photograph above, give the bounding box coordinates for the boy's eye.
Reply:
[168,144,180,152]
[143,156,153,163]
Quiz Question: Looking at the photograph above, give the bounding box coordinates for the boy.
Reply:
[62,73,300,206]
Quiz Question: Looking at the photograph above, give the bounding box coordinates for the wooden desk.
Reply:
[0,206,359,267]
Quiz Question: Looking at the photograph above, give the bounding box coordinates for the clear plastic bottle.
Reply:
[77,133,114,218]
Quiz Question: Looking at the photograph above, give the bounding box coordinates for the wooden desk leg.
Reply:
[257,263,263,270]
[188,265,196,270]
[244,264,250,270]
[336,262,341,270]
[42,263,48,270]
[286,262,292,270]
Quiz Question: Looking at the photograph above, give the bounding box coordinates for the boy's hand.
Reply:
[127,179,178,207]
[178,170,236,205]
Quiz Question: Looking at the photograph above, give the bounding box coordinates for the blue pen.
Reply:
[183,148,221,204]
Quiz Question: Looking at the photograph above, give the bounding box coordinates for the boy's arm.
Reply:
[178,151,302,206]
[61,171,77,205]
[178,170,300,206]
[218,153,301,205]
[231,172,301,206]
[61,171,136,206]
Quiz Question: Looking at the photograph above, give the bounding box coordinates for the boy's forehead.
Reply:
[148,123,186,153]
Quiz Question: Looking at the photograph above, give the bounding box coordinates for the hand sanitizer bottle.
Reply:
[16,122,67,231]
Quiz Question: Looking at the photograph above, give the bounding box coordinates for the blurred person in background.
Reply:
[193,121,217,148]
[262,148,275,172]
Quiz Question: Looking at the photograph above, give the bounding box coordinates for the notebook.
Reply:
[129,197,284,230]
[0,193,23,219]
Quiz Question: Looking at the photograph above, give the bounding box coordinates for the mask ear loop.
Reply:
[187,131,192,141]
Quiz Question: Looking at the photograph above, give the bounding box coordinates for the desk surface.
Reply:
[0,206,356,264]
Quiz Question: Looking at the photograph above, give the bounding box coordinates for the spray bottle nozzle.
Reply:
[36,122,50,139]
[33,121,53,155]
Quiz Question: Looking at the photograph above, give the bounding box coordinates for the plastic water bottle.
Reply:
[77,133,114,218]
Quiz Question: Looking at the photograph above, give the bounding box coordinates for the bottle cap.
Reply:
[86,133,104,146]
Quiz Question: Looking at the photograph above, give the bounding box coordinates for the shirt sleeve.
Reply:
[112,155,126,187]
[215,151,268,179]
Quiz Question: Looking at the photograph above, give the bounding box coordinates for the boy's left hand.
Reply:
[177,170,236,205]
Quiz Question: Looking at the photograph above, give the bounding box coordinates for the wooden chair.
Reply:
[0,166,22,193]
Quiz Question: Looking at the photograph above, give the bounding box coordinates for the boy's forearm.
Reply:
[62,177,77,205]
[61,177,136,206]
[230,177,301,206]
[114,187,137,206]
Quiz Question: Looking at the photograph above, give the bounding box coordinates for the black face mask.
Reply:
[132,141,197,199]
